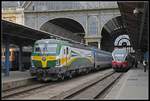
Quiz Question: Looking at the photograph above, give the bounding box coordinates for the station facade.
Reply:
[2,1,136,75]
[2,1,122,50]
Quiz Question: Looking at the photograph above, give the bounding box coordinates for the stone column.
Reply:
[98,41,101,49]
[98,39,101,49]
[85,15,88,45]
[98,14,102,37]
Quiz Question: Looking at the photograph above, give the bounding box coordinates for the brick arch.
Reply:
[100,15,121,35]
[39,17,86,42]
[100,16,123,52]
[39,16,86,32]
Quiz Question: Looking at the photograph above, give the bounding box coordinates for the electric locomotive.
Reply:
[30,39,112,81]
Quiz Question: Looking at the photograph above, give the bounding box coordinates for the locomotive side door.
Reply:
[62,46,68,66]
[66,47,69,65]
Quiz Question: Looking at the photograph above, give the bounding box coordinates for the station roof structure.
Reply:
[2,20,82,46]
[117,1,149,52]
[2,20,49,45]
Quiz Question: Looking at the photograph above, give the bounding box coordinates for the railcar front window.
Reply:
[112,49,127,62]
[113,54,126,61]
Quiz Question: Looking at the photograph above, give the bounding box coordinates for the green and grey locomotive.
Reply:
[30,39,112,81]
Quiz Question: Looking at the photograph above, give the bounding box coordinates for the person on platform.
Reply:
[143,51,148,72]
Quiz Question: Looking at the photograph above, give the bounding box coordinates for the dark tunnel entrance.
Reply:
[100,16,129,52]
[40,18,85,43]
[101,28,114,52]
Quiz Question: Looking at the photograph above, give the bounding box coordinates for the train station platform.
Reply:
[104,64,149,100]
[2,70,35,91]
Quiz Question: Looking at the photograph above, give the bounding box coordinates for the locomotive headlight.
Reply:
[56,59,60,66]
[31,61,35,67]
[31,56,33,60]
[31,56,35,68]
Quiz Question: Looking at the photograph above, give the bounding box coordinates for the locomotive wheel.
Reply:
[58,73,65,80]
[85,69,89,74]
[61,75,65,80]
[68,72,73,79]
[30,73,35,76]
[66,72,72,79]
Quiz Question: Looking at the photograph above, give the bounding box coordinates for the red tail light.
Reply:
[122,61,128,67]
[112,61,116,64]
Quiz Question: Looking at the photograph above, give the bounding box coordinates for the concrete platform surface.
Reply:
[2,70,35,91]
[2,70,32,82]
[104,64,149,100]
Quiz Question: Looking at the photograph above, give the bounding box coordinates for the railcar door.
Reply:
[63,46,70,66]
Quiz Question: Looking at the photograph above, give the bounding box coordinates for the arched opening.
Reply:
[114,34,135,53]
[40,18,85,43]
[101,16,128,52]
[122,42,127,47]
[101,28,113,52]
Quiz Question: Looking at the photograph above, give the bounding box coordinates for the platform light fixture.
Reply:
[133,7,143,16]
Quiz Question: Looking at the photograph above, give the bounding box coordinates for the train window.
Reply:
[64,49,66,54]
[9,51,11,56]
[35,47,41,52]
[66,47,69,55]
[3,51,11,56]
[3,51,5,56]
[88,42,98,48]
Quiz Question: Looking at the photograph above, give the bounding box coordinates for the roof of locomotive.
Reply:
[35,39,88,48]
[35,39,112,55]
[35,39,70,45]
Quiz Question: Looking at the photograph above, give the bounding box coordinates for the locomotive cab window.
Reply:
[112,49,128,62]
[47,44,57,54]
[34,43,45,52]
[34,43,58,54]
[113,54,126,61]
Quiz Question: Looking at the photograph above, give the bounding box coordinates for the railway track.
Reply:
[2,69,121,100]
[50,72,123,100]
[2,82,53,99]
